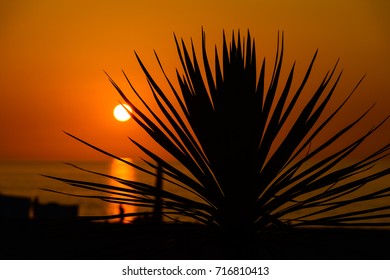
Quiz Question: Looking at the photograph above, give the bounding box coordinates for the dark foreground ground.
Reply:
[2,220,390,259]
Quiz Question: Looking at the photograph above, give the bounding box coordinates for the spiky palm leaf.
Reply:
[46,30,390,238]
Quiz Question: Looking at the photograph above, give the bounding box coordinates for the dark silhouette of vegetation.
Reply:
[45,30,390,249]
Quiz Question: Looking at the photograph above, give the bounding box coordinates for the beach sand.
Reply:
[2,220,390,260]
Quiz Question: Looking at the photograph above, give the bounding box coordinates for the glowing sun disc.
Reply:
[113,104,132,122]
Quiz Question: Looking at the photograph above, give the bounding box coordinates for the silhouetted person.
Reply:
[119,203,125,224]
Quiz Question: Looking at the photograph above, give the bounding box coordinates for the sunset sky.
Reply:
[1,0,389,161]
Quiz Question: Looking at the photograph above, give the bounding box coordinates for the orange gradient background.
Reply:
[1,0,389,161]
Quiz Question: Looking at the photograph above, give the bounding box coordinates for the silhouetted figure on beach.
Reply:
[119,204,125,224]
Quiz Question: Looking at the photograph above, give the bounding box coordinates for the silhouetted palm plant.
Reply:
[45,30,390,240]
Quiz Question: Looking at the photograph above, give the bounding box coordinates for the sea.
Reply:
[0,159,159,220]
[1,159,389,225]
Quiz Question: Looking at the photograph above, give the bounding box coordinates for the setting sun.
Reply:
[113,104,132,122]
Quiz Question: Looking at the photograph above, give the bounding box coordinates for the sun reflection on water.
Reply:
[107,158,137,223]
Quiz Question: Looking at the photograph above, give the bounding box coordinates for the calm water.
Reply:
[1,159,389,225]
[0,159,158,220]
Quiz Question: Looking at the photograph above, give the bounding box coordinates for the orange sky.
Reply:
[0,0,389,161]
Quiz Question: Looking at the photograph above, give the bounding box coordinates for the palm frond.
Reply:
[46,29,390,237]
